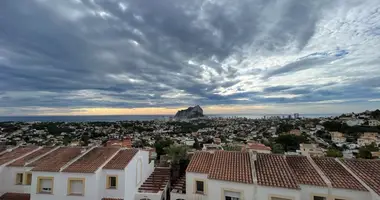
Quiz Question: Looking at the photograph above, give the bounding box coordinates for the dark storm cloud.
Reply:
[0,0,379,114]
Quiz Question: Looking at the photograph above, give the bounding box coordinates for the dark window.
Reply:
[196,181,204,193]
[110,176,117,187]
[314,197,326,200]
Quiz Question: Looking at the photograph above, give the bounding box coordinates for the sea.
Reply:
[0,114,338,122]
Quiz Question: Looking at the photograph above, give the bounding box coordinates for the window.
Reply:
[224,191,240,200]
[25,173,32,185]
[106,175,118,189]
[335,199,345,200]
[314,197,326,200]
[37,177,54,194]
[67,178,85,195]
[15,173,23,185]
[195,181,204,193]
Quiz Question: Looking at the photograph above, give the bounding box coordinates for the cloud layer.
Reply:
[0,0,380,115]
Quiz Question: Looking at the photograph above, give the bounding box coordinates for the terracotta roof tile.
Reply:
[208,151,253,184]
[62,147,119,173]
[0,193,30,200]
[341,159,380,195]
[255,153,299,189]
[30,147,83,172]
[312,157,367,191]
[286,155,327,187]
[103,149,138,169]
[0,147,38,165]
[186,151,213,174]
[7,147,55,167]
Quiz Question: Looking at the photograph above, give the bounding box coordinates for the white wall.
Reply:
[208,179,254,200]
[300,185,328,200]
[186,172,208,199]
[0,167,33,194]
[30,171,99,200]
[100,169,125,199]
[126,150,151,200]
[171,192,186,200]
[330,188,371,200]
[135,191,163,200]
[256,185,301,200]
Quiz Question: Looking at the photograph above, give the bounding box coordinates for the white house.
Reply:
[0,146,155,200]
[171,151,380,200]
[368,120,380,127]
[330,132,346,144]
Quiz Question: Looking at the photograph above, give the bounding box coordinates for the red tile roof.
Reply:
[255,154,299,189]
[31,147,83,172]
[312,157,367,191]
[0,193,30,200]
[7,147,55,167]
[103,149,138,170]
[341,159,380,195]
[208,151,253,184]
[0,147,38,165]
[186,151,214,174]
[62,147,119,173]
[286,155,327,187]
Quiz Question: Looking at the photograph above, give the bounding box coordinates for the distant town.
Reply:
[1,108,380,160]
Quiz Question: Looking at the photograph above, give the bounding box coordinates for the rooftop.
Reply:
[7,147,55,167]
[0,147,38,165]
[255,153,299,189]
[286,155,326,187]
[341,159,380,195]
[0,193,30,200]
[208,151,253,184]
[103,149,138,170]
[63,147,119,173]
[31,147,83,172]
[186,151,214,174]
[312,157,367,191]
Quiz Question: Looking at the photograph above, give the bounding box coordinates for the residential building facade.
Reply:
[171,151,380,200]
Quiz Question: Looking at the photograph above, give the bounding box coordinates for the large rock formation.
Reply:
[174,105,204,119]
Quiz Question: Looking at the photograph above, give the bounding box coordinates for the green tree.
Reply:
[223,145,242,151]
[271,143,284,154]
[164,144,189,165]
[192,138,201,150]
[358,143,379,159]
[275,135,300,152]
[154,139,174,159]
[326,148,343,157]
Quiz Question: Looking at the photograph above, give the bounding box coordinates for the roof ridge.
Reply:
[305,155,332,188]
[335,158,379,198]
[25,146,60,167]
[249,151,258,184]
[59,146,96,172]
[3,146,41,166]
[96,148,122,172]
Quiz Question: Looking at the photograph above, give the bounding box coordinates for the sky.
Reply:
[0,0,380,116]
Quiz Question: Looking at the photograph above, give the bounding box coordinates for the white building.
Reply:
[0,146,162,200]
[330,132,346,144]
[368,120,380,127]
[170,151,380,200]
[299,143,325,157]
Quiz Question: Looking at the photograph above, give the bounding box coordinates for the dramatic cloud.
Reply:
[0,0,379,115]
